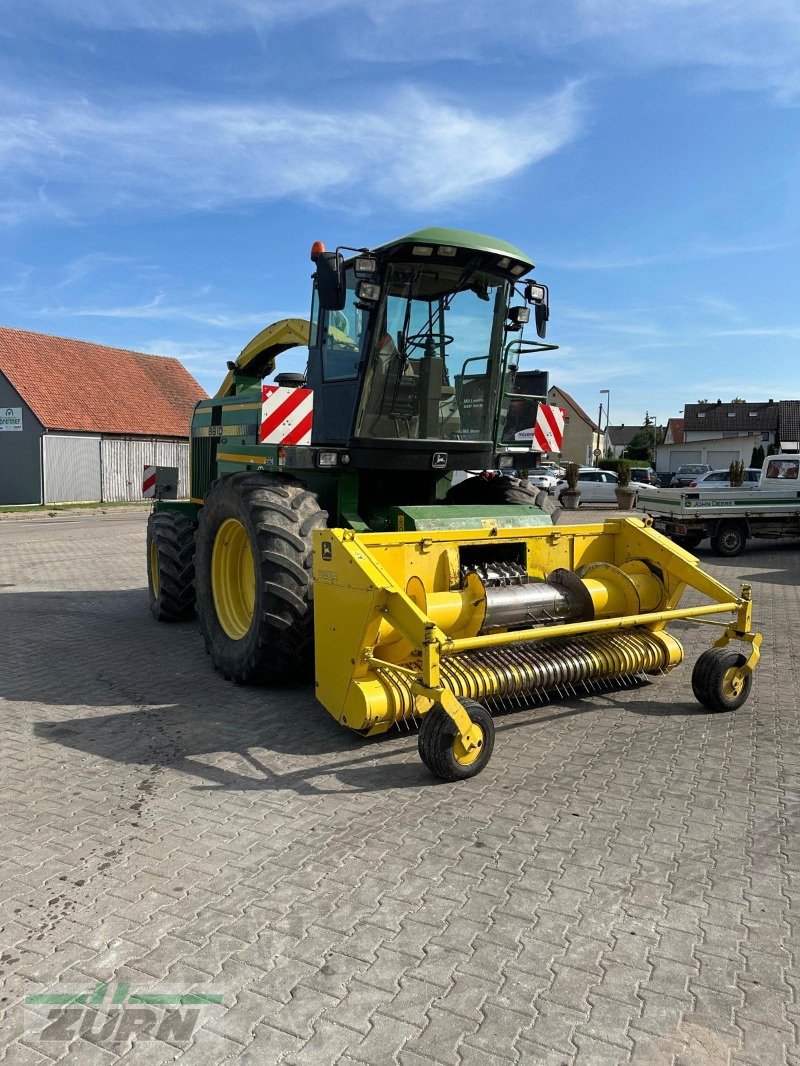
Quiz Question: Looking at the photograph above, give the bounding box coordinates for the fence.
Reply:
[42,435,189,504]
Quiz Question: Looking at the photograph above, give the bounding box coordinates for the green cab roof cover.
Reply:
[374,227,535,271]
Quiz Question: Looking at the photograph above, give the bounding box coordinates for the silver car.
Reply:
[690,468,760,489]
[555,467,650,504]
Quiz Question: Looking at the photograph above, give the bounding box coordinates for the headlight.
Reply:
[498,455,514,470]
[317,451,338,468]
[356,280,380,302]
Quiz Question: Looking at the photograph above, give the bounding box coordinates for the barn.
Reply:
[0,327,207,505]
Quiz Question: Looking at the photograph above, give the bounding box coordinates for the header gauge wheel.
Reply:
[418,700,495,781]
[692,648,752,713]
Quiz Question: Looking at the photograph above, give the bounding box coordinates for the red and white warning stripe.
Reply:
[260,384,314,446]
[142,465,157,498]
[514,403,565,453]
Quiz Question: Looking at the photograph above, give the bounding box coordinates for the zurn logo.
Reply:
[25,982,223,1044]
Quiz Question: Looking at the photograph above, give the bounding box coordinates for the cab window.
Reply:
[765,458,799,480]
[320,269,365,382]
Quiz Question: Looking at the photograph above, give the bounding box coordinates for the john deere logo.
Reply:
[321,541,332,561]
[432,453,448,469]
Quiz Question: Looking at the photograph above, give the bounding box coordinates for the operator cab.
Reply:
[305,228,554,471]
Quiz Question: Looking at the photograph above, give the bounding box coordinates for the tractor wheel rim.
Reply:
[212,518,256,640]
[722,666,743,699]
[453,725,484,766]
[149,540,160,598]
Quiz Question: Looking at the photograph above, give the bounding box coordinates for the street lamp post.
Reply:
[600,388,610,460]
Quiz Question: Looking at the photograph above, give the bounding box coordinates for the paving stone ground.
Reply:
[0,510,798,1065]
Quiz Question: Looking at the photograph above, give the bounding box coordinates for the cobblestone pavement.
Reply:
[1,511,798,1065]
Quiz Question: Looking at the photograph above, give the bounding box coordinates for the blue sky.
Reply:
[1,0,798,425]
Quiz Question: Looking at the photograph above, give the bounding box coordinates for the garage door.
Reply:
[669,451,702,472]
[707,450,739,468]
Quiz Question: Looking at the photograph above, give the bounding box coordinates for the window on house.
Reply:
[698,413,706,418]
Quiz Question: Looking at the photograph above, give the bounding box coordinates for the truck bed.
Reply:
[639,485,800,521]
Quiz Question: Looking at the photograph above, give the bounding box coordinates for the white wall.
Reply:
[656,434,762,473]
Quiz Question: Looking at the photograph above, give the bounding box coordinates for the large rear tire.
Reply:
[446,474,561,522]
[146,511,197,622]
[195,473,327,683]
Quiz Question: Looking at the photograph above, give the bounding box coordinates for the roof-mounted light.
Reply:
[310,240,326,262]
[511,264,527,277]
[437,245,457,256]
[412,245,433,256]
[354,256,377,276]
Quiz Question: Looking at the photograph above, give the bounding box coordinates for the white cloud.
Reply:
[0,83,583,221]
[1,0,347,33]
[38,292,297,329]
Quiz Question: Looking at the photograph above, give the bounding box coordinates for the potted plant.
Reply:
[561,462,581,509]
[615,461,637,510]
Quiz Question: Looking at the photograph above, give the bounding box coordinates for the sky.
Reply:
[1,0,798,426]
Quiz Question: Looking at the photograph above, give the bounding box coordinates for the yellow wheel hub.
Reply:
[149,539,160,598]
[212,518,256,640]
[722,666,745,699]
[454,723,484,766]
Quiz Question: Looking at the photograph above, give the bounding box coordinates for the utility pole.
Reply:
[597,403,604,466]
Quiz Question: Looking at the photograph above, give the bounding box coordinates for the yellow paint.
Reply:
[216,452,272,465]
[215,318,309,398]
[149,539,160,597]
[211,518,255,640]
[312,517,762,750]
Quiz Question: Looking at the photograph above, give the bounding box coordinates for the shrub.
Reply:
[566,462,580,492]
[729,459,745,486]
[617,461,631,489]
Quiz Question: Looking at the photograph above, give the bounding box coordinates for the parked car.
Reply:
[689,468,761,488]
[669,464,713,487]
[630,466,660,487]
[520,468,558,493]
[555,467,650,504]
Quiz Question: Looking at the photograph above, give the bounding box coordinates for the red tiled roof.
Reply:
[0,326,207,436]
[549,385,600,431]
[666,417,685,444]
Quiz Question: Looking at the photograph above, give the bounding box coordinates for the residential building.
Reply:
[547,385,603,466]
[606,424,663,459]
[0,326,206,504]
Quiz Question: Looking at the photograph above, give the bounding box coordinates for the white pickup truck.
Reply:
[638,454,800,556]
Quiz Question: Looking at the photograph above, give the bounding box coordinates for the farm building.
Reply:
[0,327,206,505]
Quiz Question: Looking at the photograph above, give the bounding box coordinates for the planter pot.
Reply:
[561,491,581,510]
[615,488,637,510]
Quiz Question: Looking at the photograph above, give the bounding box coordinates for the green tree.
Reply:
[697,398,709,404]
[731,397,746,404]
[750,444,765,469]
[624,428,655,460]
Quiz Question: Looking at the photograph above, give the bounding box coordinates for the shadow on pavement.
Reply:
[1,588,717,794]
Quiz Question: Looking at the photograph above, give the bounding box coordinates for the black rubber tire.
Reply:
[672,531,704,550]
[195,472,327,683]
[146,511,197,622]
[691,648,752,712]
[710,521,746,557]
[446,474,561,522]
[418,700,495,781]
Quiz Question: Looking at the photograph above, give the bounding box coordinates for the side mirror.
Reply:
[535,303,548,339]
[315,252,346,311]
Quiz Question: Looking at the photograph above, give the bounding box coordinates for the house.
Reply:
[656,401,781,475]
[547,385,603,465]
[778,400,800,451]
[663,418,684,445]
[0,326,207,504]
[606,424,663,459]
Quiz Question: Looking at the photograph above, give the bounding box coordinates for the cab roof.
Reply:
[374,227,535,271]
